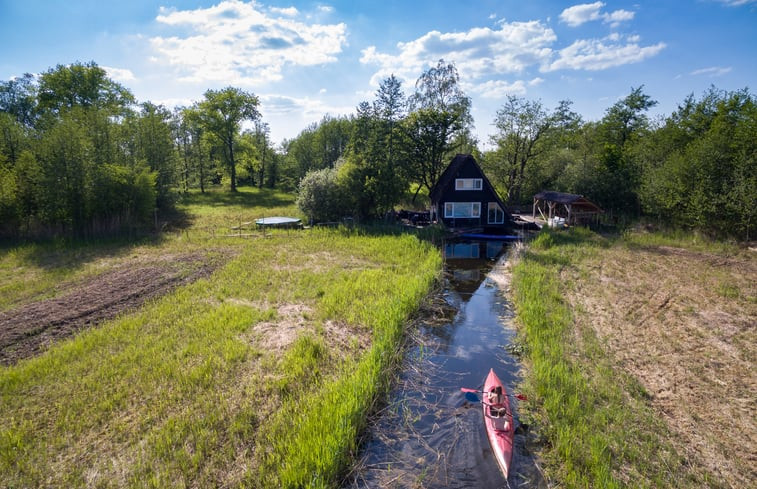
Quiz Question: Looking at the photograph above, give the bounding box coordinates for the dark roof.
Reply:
[429,154,476,202]
[430,154,506,208]
[534,191,603,212]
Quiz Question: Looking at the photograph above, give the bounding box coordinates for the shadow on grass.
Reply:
[176,186,296,210]
[0,186,296,271]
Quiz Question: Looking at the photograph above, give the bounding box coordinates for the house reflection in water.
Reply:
[444,240,508,295]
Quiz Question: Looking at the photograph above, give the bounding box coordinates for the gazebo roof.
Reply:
[533,191,603,212]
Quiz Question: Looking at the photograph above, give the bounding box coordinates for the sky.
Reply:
[1,0,756,146]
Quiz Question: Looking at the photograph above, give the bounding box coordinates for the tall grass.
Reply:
[255,232,441,488]
[511,228,690,488]
[0,188,442,488]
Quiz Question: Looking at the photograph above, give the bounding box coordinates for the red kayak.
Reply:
[482,368,515,480]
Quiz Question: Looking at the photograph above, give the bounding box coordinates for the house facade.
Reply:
[429,154,511,231]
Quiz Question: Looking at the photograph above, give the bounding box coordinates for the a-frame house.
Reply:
[429,154,512,231]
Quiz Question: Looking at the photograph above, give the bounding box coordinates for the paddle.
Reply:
[461,387,528,401]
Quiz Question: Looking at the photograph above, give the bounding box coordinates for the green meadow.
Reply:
[0,188,442,488]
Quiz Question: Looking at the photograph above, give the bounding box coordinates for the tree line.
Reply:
[0,62,272,238]
[1,60,754,240]
[290,66,755,241]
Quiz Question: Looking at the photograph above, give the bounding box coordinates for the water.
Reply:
[346,241,545,488]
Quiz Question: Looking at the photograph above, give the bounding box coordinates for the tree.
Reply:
[133,102,176,207]
[375,74,406,166]
[405,60,472,197]
[595,86,657,215]
[195,87,260,192]
[252,120,270,188]
[37,61,134,117]
[601,86,657,148]
[639,88,756,239]
[486,96,554,205]
[180,107,214,193]
[0,73,37,127]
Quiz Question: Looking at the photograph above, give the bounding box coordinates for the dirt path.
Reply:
[0,254,220,366]
[564,243,756,487]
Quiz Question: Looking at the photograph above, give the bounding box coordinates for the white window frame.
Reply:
[455,178,483,191]
[444,202,481,219]
[487,202,505,224]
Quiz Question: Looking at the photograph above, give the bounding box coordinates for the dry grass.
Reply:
[562,237,756,487]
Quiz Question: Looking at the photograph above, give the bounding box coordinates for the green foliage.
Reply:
[483,97,570,205]
[37,61,134,116]
[404,59,473,193]
[296,166,346,223]
[281,115,354,189]
[0,73,37,127]
[257,233,441,488]
[194,87,261,192]
[638,88,756,240]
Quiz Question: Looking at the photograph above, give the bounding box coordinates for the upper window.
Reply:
[455,178,482,191]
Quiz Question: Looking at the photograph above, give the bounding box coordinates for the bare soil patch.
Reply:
[564,243,756,487]
[0,253,224,366]
[249,302,371,356]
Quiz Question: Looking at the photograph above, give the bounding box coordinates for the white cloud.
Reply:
[269,6,298,16]
[691,66,732,77]
[259,93,352,118]
[559,2,604,26]
[603,9,634,27]
[545,36,665,71]
[318,5,334,13]
[150,96,195,109]
[360,20,557,86]
[471,77,545,98]
[361,17,662,99]
[149,0,346,85]
[559,2,634,27]
[713,0,757,6]
[103,66,136,83]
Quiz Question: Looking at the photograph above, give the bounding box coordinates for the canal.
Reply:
[346,240,545,488]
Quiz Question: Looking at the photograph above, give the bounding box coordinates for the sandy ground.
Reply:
[563,243,756,487]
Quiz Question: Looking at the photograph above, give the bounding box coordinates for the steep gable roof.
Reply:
[430,154,492,203]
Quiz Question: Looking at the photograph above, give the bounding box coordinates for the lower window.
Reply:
[488,202,504,224]
[444,202,481,218]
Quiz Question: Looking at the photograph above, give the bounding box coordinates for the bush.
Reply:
[296,167,346,223]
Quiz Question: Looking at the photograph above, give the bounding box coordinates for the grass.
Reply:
[0,186,298,312]
[621,226,741,255]
[511,228,696,488]
[0,186,442,488]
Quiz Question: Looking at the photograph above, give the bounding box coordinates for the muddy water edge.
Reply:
[345,240,546,489]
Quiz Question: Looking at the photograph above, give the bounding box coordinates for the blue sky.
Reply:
[1,0,755,146]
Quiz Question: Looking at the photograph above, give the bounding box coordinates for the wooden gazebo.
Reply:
[533,191,602,226]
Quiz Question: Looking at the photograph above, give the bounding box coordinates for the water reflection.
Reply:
[346,241,545,488]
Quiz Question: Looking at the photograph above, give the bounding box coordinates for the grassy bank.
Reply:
[510,227,755,488]
[0,188,442,488]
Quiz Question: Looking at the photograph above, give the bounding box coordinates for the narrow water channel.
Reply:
[346,240,545,488]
